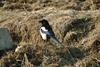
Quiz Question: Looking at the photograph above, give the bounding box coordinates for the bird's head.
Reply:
[39,19,49,26]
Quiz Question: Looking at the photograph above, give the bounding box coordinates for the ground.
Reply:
[0,0,100,67]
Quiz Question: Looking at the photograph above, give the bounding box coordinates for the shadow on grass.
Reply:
[57,47,85,66]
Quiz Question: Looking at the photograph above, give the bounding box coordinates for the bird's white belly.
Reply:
[40,30,47,40]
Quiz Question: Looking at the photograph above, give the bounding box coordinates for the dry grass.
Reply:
[0,0,100,67]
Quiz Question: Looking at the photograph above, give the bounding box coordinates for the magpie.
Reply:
[39,19,64,48]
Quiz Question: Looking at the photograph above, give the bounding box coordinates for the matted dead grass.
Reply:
[0,0,100,67]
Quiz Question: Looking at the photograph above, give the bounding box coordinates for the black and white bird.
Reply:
[39,19,64,48]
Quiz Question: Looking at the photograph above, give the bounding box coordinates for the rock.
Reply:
[0,28,14,50]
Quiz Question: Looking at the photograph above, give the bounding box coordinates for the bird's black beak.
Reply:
[39,20,42,23]
[39,19,48,25]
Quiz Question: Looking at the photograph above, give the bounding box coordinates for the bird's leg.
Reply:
[43,40,46,43]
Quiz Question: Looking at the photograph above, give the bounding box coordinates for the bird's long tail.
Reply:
[50,36,64,48]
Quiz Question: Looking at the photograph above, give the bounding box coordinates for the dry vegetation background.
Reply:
[0,0,100,67]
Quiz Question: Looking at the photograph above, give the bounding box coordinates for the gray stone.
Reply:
[0,28,14,50]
